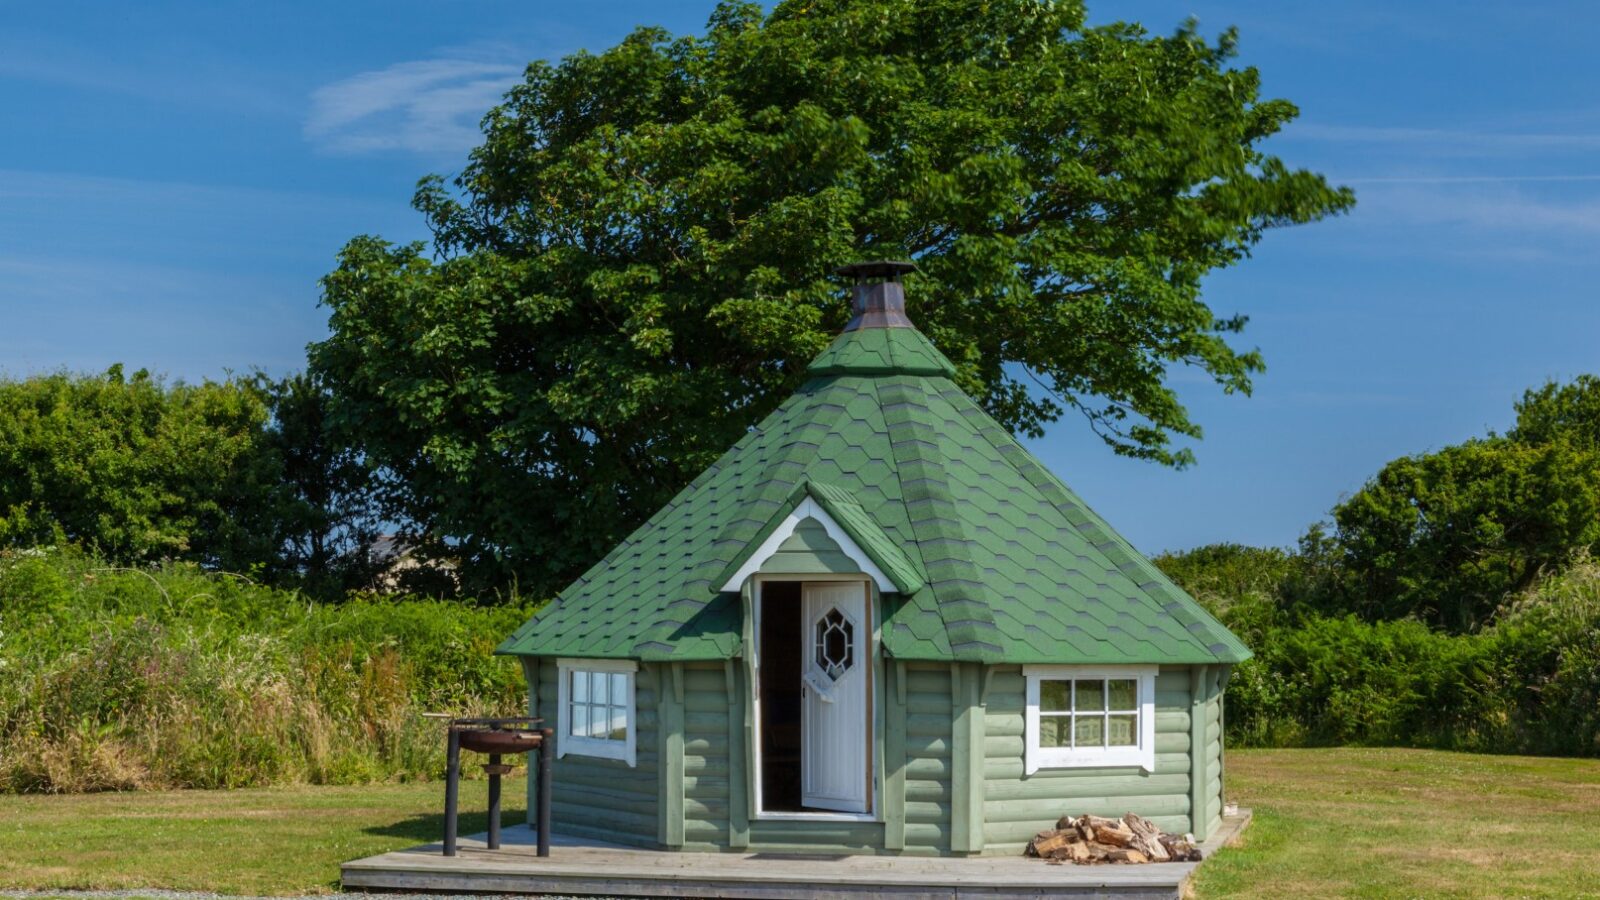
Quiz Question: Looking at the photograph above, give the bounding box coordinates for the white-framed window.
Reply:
[1023,665,1157,774]
[555,658,637,766]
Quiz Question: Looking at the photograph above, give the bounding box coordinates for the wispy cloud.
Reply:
[1340,174,1600,185]
[1325,180,1600,266]
[1371,185,1600,235]
[305,59,523,156]
[1293,123,1600,156]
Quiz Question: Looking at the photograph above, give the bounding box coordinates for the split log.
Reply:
[1094,824,1135,848]
[1122,812,1171,861]
[1105,849,1149,864]
[1158,835,1202,862]
[1047,842,1090,863]
[1031,831,1078,857]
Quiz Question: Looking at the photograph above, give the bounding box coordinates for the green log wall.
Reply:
[980,664,1199,853]
[525,657,660,847]
[524,657,1228,855]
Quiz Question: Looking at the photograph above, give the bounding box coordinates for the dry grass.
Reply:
[1192,748,1600,899]
[0,777,524,895]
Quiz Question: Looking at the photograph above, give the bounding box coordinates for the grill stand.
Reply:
[441,719,552,859]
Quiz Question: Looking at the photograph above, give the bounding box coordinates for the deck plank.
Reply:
[341,811,1250,899]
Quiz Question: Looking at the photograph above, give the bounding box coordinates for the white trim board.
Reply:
[555,657,638,767]
[1021,664,1157,775]
[718,498,894,593]
[749,578,882,823]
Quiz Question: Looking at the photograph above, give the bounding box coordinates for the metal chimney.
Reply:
[837,260,918,331]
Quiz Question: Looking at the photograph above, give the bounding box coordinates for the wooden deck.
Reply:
[341,810,1250,899]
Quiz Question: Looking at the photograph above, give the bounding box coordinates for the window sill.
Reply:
[753,810,879,823]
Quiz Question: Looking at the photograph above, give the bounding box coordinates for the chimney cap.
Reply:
[836,259,917,281]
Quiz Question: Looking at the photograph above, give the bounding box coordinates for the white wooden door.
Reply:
[800,581,870,812]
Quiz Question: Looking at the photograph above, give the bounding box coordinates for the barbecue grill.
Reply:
[440,716,553,858]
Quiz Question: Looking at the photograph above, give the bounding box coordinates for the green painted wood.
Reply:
[1218,664,1230,824]
[984,814,1193,849]
[884,659,908,850]
[1189,664,1210,840]
[724,659,749,849]
[756,517,862,575]
[533,658,659,844]
[521,656,539,827]
[901,662,952,854]
[747,819,887,849]
[979,664,1211,848]
[948,662,985,854]
[658,662,686,848]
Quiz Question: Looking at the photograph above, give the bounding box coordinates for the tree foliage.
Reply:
[311,0,1352,596]
[0,367,282,571]
[0,368,380,593]
[1330,438,1600,632]
[254,372,382,596]
[1318,375,1600,633]
[1511,374,1600,450]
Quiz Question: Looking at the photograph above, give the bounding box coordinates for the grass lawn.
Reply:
[1,748,1597,897]
[0,776,524,895]
[1193,748,1600,899]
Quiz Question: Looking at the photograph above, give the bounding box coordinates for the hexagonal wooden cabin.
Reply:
[498,263,1251,856]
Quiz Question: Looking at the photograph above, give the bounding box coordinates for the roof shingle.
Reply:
[498,317,1250,665]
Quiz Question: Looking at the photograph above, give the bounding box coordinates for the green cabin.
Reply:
[497,263,1251,856]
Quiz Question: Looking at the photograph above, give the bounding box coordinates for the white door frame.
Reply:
[750,574,877,821]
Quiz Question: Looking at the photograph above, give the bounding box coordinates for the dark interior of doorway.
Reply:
[759,580,803,811]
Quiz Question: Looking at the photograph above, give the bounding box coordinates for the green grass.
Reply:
[3,749,1598,897]
[1194,748,1600,899]
[0,776,525,895]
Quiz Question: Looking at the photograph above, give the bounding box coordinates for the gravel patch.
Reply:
[1,883,601,890]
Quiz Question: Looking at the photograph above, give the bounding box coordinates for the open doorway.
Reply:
[758,581,804,811]
[755,578,873,816]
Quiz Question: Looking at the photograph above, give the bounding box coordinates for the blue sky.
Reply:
[4,1,1598,556]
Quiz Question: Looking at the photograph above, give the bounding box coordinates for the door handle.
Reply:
[803,669,837,702]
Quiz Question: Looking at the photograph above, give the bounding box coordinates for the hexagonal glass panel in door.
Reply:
[814,607,855,680]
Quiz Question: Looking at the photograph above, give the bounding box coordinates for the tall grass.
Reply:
[0,548,535,793]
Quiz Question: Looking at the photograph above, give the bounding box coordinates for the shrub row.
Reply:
[0,549,534,793]
[1221,562,1600,756]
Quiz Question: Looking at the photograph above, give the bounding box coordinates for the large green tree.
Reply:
[1330,437,1600,633]
[254,372,383,596]
[311,0,1353,596]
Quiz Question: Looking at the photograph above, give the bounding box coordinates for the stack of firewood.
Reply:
[1025,813,1202,865]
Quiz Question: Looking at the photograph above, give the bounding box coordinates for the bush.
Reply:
[0,548,535,793]
[1210,561,1600,757]
[0,368,283,573]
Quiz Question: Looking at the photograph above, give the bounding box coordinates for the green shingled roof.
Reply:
[498,313,1251,666]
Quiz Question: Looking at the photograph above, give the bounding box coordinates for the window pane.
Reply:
[1108,714,1137,747]
[571,702,590,738]
[591,671,609,707]
[1039,714,1071,748]
[610,673,629,709]
[1074,715,1104,747]
[1108,679,1138,711]
[1075,679,1105,712]
[1040,680,1069,712]
[607,705,628,741]
[571,670,589,703]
